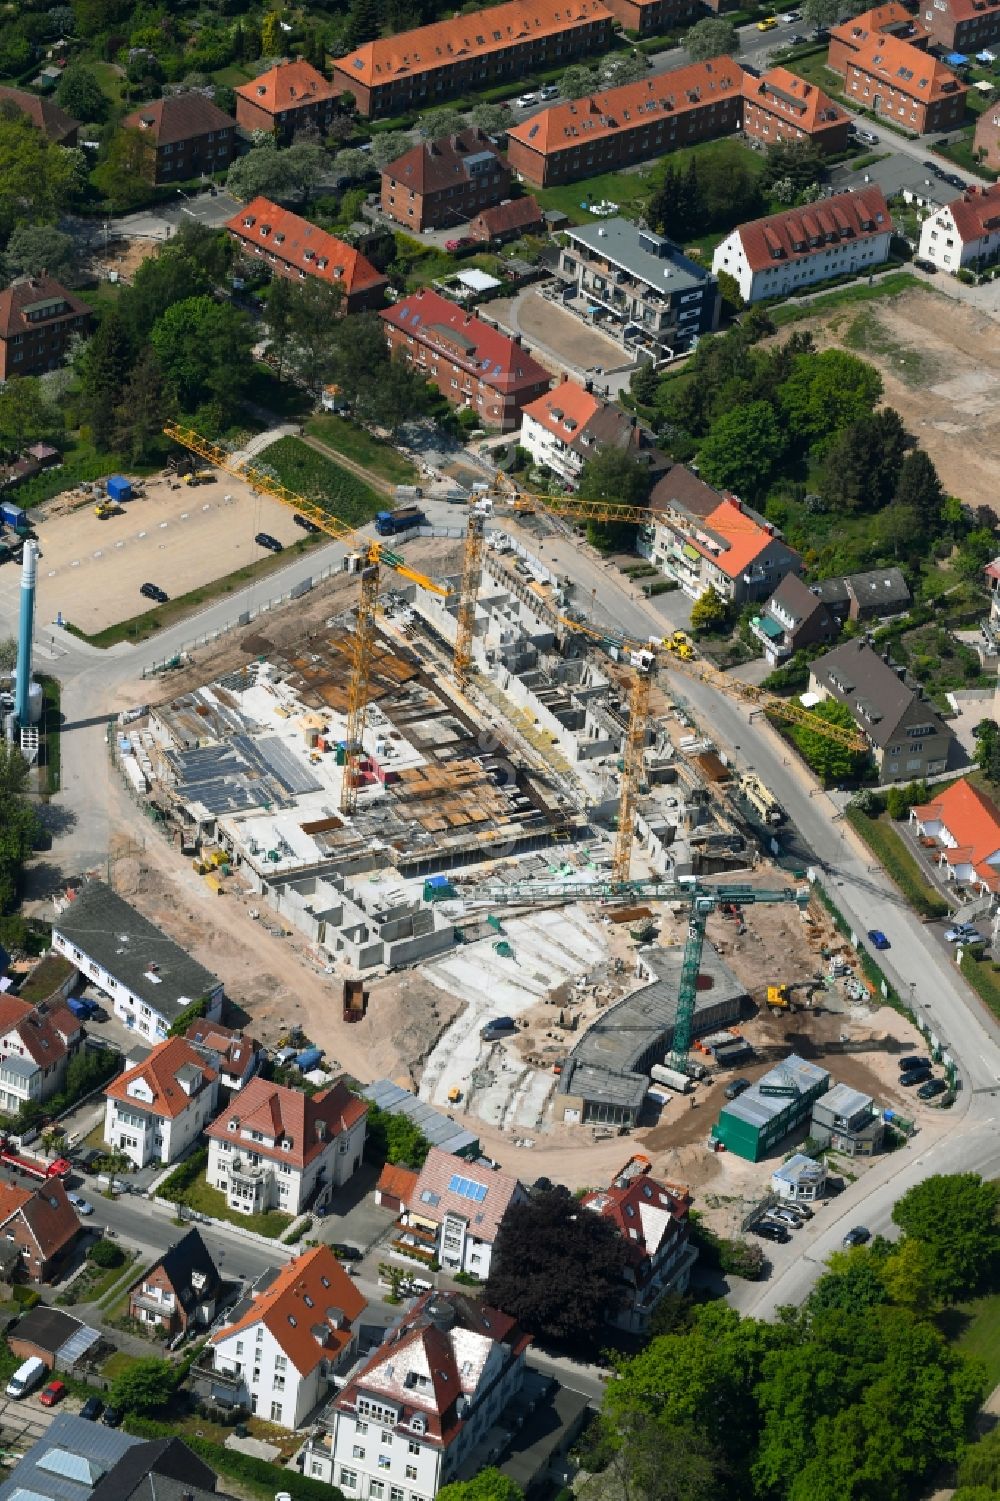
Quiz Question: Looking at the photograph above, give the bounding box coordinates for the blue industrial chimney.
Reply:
[14,540,37,726]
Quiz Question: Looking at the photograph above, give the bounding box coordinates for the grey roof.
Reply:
[566,218,712,296]
[1,1053,38,1079]
[10,1305,84,1356]
[813,566,910,612]
[53,880,221,1022]
[813,1081,873,1118]
[810,639,948,749]
[720,1054,830,1130]
[0,1414,139,1501]
[772,1152,826,1185]
[89,1437,221,1501]
[362,1079,480,1158]
[766,572,830,629]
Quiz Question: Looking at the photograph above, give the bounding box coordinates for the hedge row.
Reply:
[844,807,949,920]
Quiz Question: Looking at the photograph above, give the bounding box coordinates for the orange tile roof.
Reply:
[235,59,336,114]
[212,1245,366,1374]
[521,378,600,442]
[0,1182,32,1223]
[743,66,849,131]
[844,33,965,105]
[831,2,929,47]
[0,996,33,1036]
[735,185,890,273]
[694,499,781,578]
[105,1036,216,1121]
[205,1076,368,1172]
[335,0,612,88]
[913,777,1000,890]
[507,58,744,157]
[227,197,387,299]
[377,1163,420,1203]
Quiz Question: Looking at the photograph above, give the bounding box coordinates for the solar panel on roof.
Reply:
[449,1173,488,1202]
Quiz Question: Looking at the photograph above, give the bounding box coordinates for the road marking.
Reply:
[115,541,124,549]
[138,530,147,538]
[71,560,80,568]
[160,521,168,529]
[93,551,102,559]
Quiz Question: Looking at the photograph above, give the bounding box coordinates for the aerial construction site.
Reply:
[89,429,941,1209]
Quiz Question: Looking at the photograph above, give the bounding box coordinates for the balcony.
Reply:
[749,614,790,659]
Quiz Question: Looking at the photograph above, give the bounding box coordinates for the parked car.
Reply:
[539,84,559,99]
[293,513,321,534]
[780,9,801,19]
[724,1077,751,1101]
[867,928,890,950]
[917,1077,948,1100]
[254,532,283,553]
[921,159,941,174]
[102,1405,123,1427]
[67,1193,93,1216]
[80,1396,104,1422]
[757,15,778,28]
[140,582,168,603]
[898,1055,927,1071]
[769,1209,801,1228]
[944,172,966,188]
[754,1221,790,1243]
[944,924,979,942]
[330,1243,363,1262]
[39,1381,66,1407]
[842,1226,871,1247]
[900,1066,932,1087]
[516,91,537,106]
[789,32,807,42]
[444,237,475,251]
[855,128,879,145]
[780,1201,814,1220]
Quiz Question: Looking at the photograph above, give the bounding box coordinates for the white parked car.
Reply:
[68,1193,94,1216]
[517,92,538,107]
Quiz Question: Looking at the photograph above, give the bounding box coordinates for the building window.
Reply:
[270,1402,282,1422]
[406,1468,418,1481]
[340,1470,359,1489]
[354,1447,366,1460]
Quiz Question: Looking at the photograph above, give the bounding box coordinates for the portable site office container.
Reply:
[713,1054,830,1163]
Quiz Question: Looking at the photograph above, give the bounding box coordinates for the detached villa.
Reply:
[910,777,1000,903]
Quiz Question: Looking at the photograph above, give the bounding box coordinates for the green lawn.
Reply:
[940,1290,1000,1386]
[845,807,949,920]
[212,63,254,87]
[256,434,383,527]
[304,415,418,486]
[91,61,126,107]
[103,1351,142,1383]
[181,1173,293,1238]
[769,270,926,325]
[959,949,1000,1024]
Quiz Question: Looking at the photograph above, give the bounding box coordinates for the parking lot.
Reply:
[0,474,305,635]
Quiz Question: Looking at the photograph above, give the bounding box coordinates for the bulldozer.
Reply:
[662,629,695,660]
[766,984,795,1012]
[94,500,122,520]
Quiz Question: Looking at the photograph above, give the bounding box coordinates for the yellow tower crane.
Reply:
[162,422,450,816]
[457,482,867,753]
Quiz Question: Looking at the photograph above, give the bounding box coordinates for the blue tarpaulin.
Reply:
[945,50,968,64]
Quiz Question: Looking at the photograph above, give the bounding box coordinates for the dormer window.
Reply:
[410,1415,426,1434]
[228,1119,238,1132]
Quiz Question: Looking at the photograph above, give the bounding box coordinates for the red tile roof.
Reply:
[582,1155,690,1268]
[733,185,890,273]
[844,32,965,104]
[830,2,929,48]
[212,1245,366,1374]
[742,66,849,131]
[380,288,550,395]
[521,378,600,441]
[335,0,611,88]
[383,129,504,195]
[4,1003,79,1070]
[409,1148,523,1242]
[0,1179,81,1263]
[105,1037,216,1121]
[944,183,1000,244]
[205,1076,367,1172]
[0,87,79,142]
[913,777,1000,891]
[470,196,544,238]
[235,60,336,115]
[227,197,387,299]
[507,59,744,157]
[185,1021,260,1079]
[0,276,91,342]
[0,996,33,1036]
[122,92,236,144]
[377,1163,420,1203]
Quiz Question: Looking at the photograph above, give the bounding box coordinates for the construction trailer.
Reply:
[712,1054,830,1162]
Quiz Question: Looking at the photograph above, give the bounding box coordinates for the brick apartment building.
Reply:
[380,288,551,430]
[0,1180,82,1283]
[468,195,544,241]
[235,59,338,141]
[974,104,1000,168]
[834,32,967,133]
[121,93,237,184]
[920,0,1000,53]
[827,2,929,73]
[226,198,387,311]
[332,0,613,118]
[0,276,92,383]
[741,65,850,153]
[599,0,700,37]
[380,129,509,231]
[0,86,79,144]
[506,58,744,187]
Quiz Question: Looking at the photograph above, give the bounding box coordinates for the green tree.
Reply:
[601,53,648,87]
[876,501,922,562]
[583,1411,726,1501]
[341,0,381,52]
[559,63,600,98]
[0,743,41,914]
[226,136,324,203]
[690,585,734,637]
[630,361,660,407]
[892,1173,1000,1299]
[417,107,468,140]
[76,307,133,449]
[3,224,76,283]
[276,278,345,392]
[778,348,883,450]
[761,138,826,193]
[151,296,254,418]
[788,699,869,787]
[956,525,999,580]
[364,1103,431,1168]
[485,1188,628,1349]
[820,407,906,513]
[109,1357,178,1415]
[893,448,944,535]
[437,1471,522,1501]
[56,63,109,123]
[122,242,214,341]
[0,112,81,240]
[684,17,739,59]
[0,378,57,449]
[471,102,513,135]
[577,446,651,552]
[696,400,785,496]
[878,1237,941,1315]
[92,127,155,210]
[956,1426,1000,1490]
[260,10,283,56]
[806,1244,890,1318]
[716,269,745,315]
[114,347,170,463]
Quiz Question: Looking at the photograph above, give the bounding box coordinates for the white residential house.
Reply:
[918,183,1000,271]
[103,1036,219,1169]
[51,878,223,1042]
[205,1077,367,1218]
[301,1291,531,1496]
[0,997,81,1117]
[204,1245,367,1430]
[518,377,660,491]
[392,1148,525,1279]
[712,186,892,303]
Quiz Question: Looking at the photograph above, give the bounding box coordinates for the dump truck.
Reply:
[343,978,368,1023]
[650,1063,693,1095]
[375,506,427,536]
[738,771,786,826]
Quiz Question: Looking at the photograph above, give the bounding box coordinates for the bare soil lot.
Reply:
[774,288,1000,510]
[3,475,307,633]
